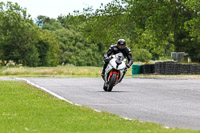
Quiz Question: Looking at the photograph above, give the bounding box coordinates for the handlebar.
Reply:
[104,56,113,61]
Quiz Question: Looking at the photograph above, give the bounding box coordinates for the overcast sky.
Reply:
[2,0,112,19]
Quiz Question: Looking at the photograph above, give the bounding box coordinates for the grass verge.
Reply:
[0,81,198,132]
[0,66,132,78]
[1,66,200,79]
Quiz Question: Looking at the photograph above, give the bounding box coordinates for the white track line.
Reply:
[122,117,132,120]
[164,126,170,129]
[16,78,103,112]
[16,78,74,105]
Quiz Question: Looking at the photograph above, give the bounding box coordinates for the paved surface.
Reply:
[3,77,200,130]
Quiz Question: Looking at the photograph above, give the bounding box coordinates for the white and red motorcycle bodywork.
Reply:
[103,53,127,92]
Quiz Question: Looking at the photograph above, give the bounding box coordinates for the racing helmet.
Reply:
[117,39,126,50]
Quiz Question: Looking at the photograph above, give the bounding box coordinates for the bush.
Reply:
[6,60,16,67]
[132,49,152,62]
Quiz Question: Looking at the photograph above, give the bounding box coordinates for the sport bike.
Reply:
[103,53,127,92]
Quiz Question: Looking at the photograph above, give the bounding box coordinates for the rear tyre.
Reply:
[107,73,117,92]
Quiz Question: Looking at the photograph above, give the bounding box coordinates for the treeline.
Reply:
[0,2,60,67]
[0,0,200,67]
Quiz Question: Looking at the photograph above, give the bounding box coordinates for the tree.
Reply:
[36,29,60,66]
[54,28,103,66]
[82,0,128,51]
[36,15,63,31]
[184,0,200,62]
[37,13,103,66]
[0,2,61,66]
[123,0,199,61]
[0,2,40,66]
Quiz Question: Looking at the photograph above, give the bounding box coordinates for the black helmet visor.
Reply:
[118,44,125,49]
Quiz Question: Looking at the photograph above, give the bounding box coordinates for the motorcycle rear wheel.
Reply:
[107,73,117,92]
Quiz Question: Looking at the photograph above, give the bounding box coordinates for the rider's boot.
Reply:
[101,68,105,80]
[101,63,108,80]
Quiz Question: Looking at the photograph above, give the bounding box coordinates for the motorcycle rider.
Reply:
[101,39,134,79]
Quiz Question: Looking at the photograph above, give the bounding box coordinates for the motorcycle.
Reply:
[103,53,127,92]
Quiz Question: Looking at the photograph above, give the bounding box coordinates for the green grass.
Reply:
[0,65,131,77]
[0,66,132,77]
[1,65,200,79]
[0,81,199,133]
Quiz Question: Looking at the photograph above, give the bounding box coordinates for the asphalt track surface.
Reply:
[2,77,200,130]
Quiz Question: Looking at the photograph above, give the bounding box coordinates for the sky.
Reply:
[2,0,113,19]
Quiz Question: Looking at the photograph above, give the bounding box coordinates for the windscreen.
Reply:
[115,53,124,62]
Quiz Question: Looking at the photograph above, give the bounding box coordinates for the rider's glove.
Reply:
[104,54,108,59]
[124,67,128,73]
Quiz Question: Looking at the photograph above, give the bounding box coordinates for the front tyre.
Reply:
[107,73,117,92]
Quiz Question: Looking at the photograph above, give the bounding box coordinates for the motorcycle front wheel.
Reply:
[107,73,117,92]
